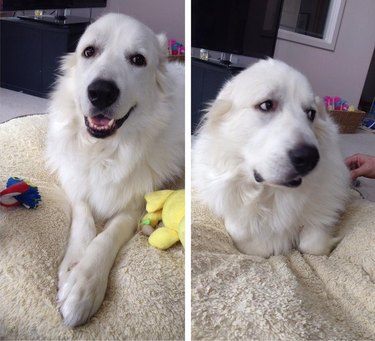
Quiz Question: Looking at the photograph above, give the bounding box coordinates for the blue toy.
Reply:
[0,177,41,209]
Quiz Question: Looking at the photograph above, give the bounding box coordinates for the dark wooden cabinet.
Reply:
[191,57,243,133]
[0,18,87,98]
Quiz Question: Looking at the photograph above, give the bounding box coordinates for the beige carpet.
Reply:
[0,115,184,340]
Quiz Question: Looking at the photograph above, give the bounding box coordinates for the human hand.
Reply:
[345,153,375,180]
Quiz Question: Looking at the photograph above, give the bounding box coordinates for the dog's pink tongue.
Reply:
[90,115,111,127]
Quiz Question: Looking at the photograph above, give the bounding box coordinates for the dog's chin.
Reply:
[84,106,135,139]
[253,170,302,188]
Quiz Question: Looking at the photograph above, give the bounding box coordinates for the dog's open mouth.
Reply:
[254,170,302,188]
[85,106,135,138]
[282,177,302,188]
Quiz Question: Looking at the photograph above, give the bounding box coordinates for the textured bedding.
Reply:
[2,114,375,340]
[192,191,375,340]
[0,115,184,340]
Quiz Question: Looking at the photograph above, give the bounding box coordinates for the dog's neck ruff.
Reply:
[85,105,136,139]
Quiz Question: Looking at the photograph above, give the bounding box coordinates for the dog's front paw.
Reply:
[298,226,335,256]
[58,255,80,292]
[57,261,108,327]
[234,238,273,258]
[59,245,85,289]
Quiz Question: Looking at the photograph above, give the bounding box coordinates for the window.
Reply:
[277,0,346,51]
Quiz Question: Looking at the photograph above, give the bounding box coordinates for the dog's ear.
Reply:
[315,96,329,119]
[61,53,77,70]
[155,33,169,92]
[204,99,233,131]
[201,79,234,131]
[157,33,168,59]
[314,95,339,137]
[58,52,77,76]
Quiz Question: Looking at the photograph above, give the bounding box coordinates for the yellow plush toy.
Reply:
[141,189,185,250]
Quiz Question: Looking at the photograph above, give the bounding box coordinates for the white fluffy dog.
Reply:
[192,59,349,258]
[46,13,184,326]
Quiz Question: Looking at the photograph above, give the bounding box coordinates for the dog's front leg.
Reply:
[58,210,138,327]
[58,201,97,290]
[298,224,336,256]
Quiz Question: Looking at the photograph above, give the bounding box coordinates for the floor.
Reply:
[1,87,374,200]
[0,87,49,123]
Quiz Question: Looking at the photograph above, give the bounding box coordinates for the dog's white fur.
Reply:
[192,59,349,258]
[46,13,184,326]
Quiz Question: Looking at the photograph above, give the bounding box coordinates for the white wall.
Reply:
[274,0,375,107]
[72,0,184,44]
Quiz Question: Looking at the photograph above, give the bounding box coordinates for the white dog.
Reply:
[46,13,184,326]
[192,59,349,258]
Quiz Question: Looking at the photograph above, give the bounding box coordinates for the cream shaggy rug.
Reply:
[0,115,184,340]
[192,191,375,340]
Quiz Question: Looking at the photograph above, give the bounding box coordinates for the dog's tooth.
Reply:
[87,117,115,132]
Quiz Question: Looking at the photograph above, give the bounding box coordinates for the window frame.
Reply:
[277,0,347,51]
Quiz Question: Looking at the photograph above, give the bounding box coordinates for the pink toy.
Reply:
[324,96,350,111]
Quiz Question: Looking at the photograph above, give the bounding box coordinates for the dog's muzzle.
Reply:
[254,144,320,188]
[282,144,319,187]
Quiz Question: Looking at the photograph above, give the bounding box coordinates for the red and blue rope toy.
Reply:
[0,177,41,209]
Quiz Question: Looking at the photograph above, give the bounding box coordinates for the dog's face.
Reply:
[71,13,167,138]
[206,59,327,188]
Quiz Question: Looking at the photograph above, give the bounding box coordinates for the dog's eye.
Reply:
[306,109,316,122]
[83,46,96,58]
[129,54,147,67]
[258,100,274,112]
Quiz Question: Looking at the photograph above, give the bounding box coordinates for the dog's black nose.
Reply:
[288,144,320,176]
[88,79,119,110]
